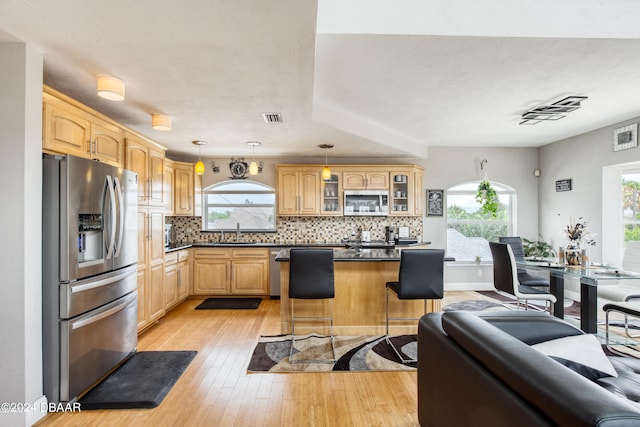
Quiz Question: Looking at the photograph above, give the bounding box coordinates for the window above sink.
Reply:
[202,180,276,232]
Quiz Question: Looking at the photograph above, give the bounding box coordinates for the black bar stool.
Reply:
[288,248,336,364]
[386,249,444,363]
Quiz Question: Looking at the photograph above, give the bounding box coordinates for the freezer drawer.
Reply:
[60,264,137,319]
[59,290,138,402]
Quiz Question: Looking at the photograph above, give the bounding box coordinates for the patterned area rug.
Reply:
[247,334,417,372]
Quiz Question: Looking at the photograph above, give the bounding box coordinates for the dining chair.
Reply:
[598,241,640,303]
[385,249,444,363]
[288,248,336,364]
[499,236,551,289]
[489,242,556,313]
[603,301,640,356]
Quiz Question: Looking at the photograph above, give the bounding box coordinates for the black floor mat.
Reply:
[195,297,262,310]
[79,350,196,409]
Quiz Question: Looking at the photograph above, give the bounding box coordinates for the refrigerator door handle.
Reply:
[69,265,137,294]
[113,176,125,258]
[69,291,137,330]
[104,175,117,260]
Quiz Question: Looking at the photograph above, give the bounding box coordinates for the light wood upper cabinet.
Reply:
[164,159,174,215]
[125,134,165,206]
[277,167,321,216]
[277,164,424,217]
[90,121,123,166]
[174,161,195,216]
[43,91,124,167]
[413,168,424,216]
[342,170,389,190]
[43,98,91,158]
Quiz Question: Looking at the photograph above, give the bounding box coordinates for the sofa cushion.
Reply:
[532,334,618,380]
[597,357,640,404]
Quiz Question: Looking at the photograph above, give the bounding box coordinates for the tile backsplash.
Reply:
[166,216,423,244]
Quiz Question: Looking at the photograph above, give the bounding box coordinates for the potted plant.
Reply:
[475,180,499,217]
[522,237,556,258]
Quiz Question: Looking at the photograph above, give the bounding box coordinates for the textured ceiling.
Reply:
[2,0,640,160]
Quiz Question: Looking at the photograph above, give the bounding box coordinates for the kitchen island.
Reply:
[276,247,451,335]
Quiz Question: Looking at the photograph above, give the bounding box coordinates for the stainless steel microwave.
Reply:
[344,190,389,216]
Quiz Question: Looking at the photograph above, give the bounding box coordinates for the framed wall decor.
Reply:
[613,123,638,152]
[426,189,444,216]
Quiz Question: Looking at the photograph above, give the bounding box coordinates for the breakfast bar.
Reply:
[276,247,451,335]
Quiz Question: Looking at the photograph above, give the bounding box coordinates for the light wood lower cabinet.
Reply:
[231,249,269,295]
[193,248,268,296]
[164,249,191,310]
[177,251,191,301]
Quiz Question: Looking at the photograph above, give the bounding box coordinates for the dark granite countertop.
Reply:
[274,247,454,262]
[165,240,432,253]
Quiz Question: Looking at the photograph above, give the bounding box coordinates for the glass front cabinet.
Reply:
[321,173,341,215]
[390,171,411,215]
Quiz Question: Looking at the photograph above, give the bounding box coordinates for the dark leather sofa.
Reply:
[418,311,640,427]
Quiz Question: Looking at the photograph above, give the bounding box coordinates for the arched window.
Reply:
[202,180,276,232]
[446,181,515,262]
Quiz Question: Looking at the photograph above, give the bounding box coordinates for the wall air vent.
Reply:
[262,112,282,123]
[519,95,588,125]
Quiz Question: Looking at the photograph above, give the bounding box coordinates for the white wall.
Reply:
[539,117,640,265]
[0,43,46,426]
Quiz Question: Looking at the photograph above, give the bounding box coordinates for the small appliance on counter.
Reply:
[384,226,395,244]
[394,226,418,245]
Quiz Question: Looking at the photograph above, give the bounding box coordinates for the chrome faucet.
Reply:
[220,230,225,242]
[236,222,241,242]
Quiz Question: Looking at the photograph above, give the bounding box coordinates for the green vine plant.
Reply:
[475,180,499,217]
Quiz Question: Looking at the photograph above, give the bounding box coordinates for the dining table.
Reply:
[521,260,640,333]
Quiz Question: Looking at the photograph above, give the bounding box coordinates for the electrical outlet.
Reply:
[477,269,482,277]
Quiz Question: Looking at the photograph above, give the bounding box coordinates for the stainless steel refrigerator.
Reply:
[42,154,139,403]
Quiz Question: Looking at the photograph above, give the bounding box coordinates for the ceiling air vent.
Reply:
[262,112,282,124]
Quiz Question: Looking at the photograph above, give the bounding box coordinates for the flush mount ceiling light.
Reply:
[319,144,334,180]
[192,140,207,175]
[246,141,263,175]
[152,113,172,131]
[96,75,125,101]
[520,95,588,125]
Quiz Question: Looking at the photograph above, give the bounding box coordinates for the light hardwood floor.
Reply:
[35,298,420,427]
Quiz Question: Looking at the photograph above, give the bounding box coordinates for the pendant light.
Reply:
[192,140,207,175]
[246,141,261,175]
[96,75,125,101]
[319,144,334,180]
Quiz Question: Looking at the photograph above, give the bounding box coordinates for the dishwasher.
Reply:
[269,248,284,297]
